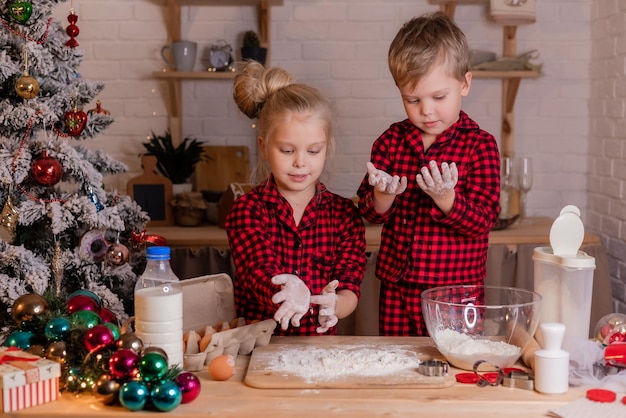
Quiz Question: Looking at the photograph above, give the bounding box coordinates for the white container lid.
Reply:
[532,205,596,269]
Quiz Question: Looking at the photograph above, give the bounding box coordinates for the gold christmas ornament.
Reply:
[46,341,67,364]
[11,293,49,323]
[15,48,39,99]
[15,73,39,99]
[0,195,19,242]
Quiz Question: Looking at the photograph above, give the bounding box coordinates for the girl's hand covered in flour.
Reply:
[310,280,339,333]
[271,274,311,330]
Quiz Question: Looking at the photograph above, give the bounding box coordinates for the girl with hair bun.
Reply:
[226,61,367,336]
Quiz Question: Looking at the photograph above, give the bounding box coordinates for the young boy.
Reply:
[357,11,501,336]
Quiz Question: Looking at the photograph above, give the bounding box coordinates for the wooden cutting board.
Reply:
[244,336,456,389]
[195,146,250,192]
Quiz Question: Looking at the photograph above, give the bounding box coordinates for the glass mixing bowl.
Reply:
[421,285,542,371]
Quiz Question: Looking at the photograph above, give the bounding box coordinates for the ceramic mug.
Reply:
[161,40,197,72]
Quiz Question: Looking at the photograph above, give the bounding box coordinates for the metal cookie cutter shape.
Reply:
[418,359,449,377]
[502,370,534,391]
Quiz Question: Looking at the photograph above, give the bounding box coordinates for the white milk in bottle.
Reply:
[134,246,183,367]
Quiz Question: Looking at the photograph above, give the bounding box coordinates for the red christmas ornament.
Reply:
[65,8,79,48]
[175,372,201,403]
[109,348,140,380]
[99,307,118,325]
[64,105,87,136]
[84,324,115,351]
[66,294,100,314]
[31,151,62,186]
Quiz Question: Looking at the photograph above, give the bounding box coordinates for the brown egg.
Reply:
[199,333,212,352]
[208,354,235,381]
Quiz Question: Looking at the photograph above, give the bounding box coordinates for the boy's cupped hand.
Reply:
[366,162,408,195]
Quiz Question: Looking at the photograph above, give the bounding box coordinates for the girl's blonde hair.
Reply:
[388,11,470,89]
[233,61,335,183]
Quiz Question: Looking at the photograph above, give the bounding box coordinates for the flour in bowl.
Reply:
[266,345,423,382]
[434,328,521,370]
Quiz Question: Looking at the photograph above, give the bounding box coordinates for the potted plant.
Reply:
[241,30,267,65]
[141,130,206,192]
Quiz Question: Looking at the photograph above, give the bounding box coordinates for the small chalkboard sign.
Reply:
[127,155,174,226]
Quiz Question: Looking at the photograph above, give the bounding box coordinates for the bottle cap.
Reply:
[146,246,171,260]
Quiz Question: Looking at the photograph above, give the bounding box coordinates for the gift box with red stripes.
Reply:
[0,347,61,413]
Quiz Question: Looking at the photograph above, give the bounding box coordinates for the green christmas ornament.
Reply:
[138,351,167,383]
[70,310,101,329]
[9,1,32,24]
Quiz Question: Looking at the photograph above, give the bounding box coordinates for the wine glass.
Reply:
[500,157,515,219]
[515,157,533,224]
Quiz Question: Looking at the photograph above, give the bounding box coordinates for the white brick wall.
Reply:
[67,0,626,310]
[69,0,591,213]
[588,0,626,312]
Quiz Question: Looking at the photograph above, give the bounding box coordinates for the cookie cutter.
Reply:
[592,361,622,379]
[418,359,449,377]
[502,370,534,391]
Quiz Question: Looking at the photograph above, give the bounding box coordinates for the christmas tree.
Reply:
[0,0,149,333]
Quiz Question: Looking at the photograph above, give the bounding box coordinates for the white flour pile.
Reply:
[434,328,521,369]
[266,345,422,382]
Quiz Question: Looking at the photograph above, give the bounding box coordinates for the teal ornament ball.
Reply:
[70,310,101,328]
[103,322,121,341]
[4,330,36,349]
[119,381,149,411]
[44,317,71,341]
[151,380,182,412]
[139,351,168,383]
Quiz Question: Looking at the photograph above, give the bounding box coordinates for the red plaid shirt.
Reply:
[358,111,500,286]
[225,178,367,336]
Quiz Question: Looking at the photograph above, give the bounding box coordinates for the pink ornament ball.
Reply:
[174,372,201,403]
[99,307,118,325]
[66,294,100,314]
[109,348,140,380]
[84,324,115,351]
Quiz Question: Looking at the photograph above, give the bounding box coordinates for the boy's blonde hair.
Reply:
[388,11,470,89]
[233,61,335,183]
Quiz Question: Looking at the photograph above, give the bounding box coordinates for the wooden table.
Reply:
[10,337,585,418]
[149,217,600,252]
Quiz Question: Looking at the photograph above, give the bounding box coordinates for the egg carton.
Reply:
[181,274,276,371]
[183,318,275,371]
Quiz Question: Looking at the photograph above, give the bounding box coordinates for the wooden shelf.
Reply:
[173,0,282,6]
[158,0,283,146]
[472,70,540,79]
[153,70,237,80]
[438,1,540,159]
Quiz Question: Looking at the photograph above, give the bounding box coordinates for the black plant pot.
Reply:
[241,47,267,66]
